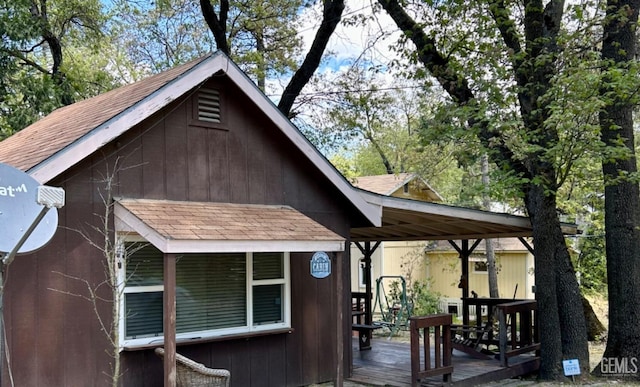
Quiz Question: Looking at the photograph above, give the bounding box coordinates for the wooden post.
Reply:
[335,251,343,387]
[163,253,177,387]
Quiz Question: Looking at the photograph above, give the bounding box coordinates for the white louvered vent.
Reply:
[198,88,221,123]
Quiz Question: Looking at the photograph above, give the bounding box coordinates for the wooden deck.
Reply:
[348,337,540,386]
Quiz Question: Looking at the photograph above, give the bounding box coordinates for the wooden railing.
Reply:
[409,314,453,386]
[496,300,540,367]
[460,297,522,345]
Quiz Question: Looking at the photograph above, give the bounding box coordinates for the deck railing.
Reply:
[496,300,540,367]
[409,313,453,386]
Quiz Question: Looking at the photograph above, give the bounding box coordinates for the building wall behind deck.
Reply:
[3,75,358,386]
[349,242,535,320]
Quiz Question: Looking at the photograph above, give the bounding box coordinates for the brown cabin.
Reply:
[0,52,558,387]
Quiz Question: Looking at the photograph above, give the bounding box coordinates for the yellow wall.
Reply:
[350,240,535,312]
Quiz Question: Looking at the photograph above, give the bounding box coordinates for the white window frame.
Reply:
[118,239,291,348]
[470,256,488,274]
[358,260,373,288]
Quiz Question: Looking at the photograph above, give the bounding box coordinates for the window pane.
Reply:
[253,252,283,280]
[124,243,164,339]
[126,243,163,286]
[253,284,283,325]
[125,291,163,338]
[474,261,488,272]
[176,253,247,333]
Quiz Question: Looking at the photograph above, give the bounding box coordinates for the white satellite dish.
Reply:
[0,162,61,254]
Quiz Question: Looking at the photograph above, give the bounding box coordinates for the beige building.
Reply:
[350,174,535,318]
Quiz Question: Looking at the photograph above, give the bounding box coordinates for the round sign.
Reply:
[0,163,59,254]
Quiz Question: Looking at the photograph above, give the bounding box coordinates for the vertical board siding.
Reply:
[187,124,210,201]
[165,100,189,201]
[208,128,230,202]
[142,120,167,198]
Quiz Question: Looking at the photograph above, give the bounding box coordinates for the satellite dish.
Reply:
[0,163,59,254]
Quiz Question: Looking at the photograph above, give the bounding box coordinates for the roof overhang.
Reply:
[114,198,345,253]
[350,190,578,242]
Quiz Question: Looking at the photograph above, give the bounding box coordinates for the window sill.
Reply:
[122,328,294,351]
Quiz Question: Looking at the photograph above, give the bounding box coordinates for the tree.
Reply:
[200,0,345,117]
[0,0,120,136]
[597,0,640,375]
[108,0,216,74]
[376,0,589,379]
[48,159,148,387]
[313,65,465,201]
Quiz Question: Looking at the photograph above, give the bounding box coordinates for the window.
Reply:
[121,243,290,347]
[473,260,488,273]
[358,260,373,288]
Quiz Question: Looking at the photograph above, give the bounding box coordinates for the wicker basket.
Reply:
[155,347,231,387]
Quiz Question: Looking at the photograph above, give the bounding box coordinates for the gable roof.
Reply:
[351,173,443,202]
[0,52,380,226]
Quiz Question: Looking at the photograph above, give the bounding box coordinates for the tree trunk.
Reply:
[277,0,344,117]
[481,154,499,298]
[524,185,573,378]
[582,295,606,341]
[377,0,590,378]
[597,0,640,376]
[200,0,230,55]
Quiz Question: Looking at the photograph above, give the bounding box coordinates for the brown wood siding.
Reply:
[3,75,359,386]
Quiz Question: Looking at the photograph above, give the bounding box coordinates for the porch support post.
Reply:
[448,239,482,327]
[163,253,177,387]
[335,251,344,387]
[355,241,381,326]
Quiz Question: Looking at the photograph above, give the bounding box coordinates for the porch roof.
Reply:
[114,198,345,253]
[351,190,578,242]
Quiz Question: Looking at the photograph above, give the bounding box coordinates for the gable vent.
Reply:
[198,88,221,123]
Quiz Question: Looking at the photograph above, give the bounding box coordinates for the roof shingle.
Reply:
[0,56,208,172]
[116,198,344,242]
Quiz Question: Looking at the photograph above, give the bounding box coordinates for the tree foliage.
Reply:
[109,0,217,74]
[0,0,121,137]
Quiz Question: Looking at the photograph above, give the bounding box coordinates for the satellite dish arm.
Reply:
[2,185,65,266]
[2,206,52,266]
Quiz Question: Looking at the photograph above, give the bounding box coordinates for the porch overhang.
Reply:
[350,190,578,242]
[114,198,345,253]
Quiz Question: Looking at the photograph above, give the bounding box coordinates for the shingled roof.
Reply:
[115,199,345,253]
[0,56,207,174]
[352,172,443,202]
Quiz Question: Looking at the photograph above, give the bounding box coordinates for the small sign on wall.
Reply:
[310,252,331,278]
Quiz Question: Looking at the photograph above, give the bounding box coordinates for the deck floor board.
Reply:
[349,337,538,386]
